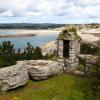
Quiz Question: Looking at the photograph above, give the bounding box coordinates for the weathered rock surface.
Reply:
[26,60,63,80]
[0,61,29,92]
[41,41,57,55]
[74,70,84,76]
[78,54,98,67]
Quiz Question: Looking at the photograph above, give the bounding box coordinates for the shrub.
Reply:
[80,43,99,55]
[91,56,100,100]
[0,41,44,67]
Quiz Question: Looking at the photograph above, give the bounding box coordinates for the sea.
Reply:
[0,29,58,50]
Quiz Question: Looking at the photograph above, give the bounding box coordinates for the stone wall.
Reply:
[68,40,80,68]
[57,39,63,58]
[57,38,80,72]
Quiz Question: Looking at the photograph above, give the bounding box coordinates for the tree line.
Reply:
[0,41,45,67]
[0,23,66,29]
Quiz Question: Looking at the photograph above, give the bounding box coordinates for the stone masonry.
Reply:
[57,29,81,71]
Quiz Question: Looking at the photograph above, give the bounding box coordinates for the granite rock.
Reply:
[0,61,29,92]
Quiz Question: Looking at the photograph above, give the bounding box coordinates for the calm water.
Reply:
[0,29,58,50]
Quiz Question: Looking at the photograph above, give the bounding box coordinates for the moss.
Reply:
[77,64,85,72]
[68,27,77,34]
[58,27,81,40]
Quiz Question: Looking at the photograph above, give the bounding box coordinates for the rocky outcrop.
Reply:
[77,54,98,75]
[0,61,29,92]
[0,60,63,91]
[26,60,63,80]
[41,41,57,55]
[78,54,98,67]
[74,70,84,76]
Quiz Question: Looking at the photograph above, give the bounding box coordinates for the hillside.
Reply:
[0,74,92,100]
[0,23,66,29]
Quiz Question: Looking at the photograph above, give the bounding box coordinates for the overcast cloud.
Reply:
[0,0,100,23]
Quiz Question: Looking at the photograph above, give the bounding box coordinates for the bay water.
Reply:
[0,29,58,50]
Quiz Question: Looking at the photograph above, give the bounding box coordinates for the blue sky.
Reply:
[0,0,100,24]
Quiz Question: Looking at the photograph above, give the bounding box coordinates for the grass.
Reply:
[0,74,93,100]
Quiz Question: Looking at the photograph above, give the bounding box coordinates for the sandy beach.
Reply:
[0,29,99,43]
[0,29,60,37]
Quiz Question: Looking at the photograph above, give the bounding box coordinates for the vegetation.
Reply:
[90,23,100,28]
[0,23,66,29]
[0,41,16,67]
[80,43,100,55]
[0,74,93,100]
[91,55,100,100]
[67,27,77,34]
[0,38,100,100]
[59,27,80,40]
[79,42,100,74]
[0,23,100,30]
[44,51,57,61]
[0,41,44,68]
[79,42,100,100]
[59,27,77,35]
[0,41,59,67]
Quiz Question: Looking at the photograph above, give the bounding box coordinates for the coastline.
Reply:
[0,34,36,38]
[0,29,60,38]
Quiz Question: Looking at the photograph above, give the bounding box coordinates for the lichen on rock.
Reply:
[26,60,64,80]
[0,61,29,92]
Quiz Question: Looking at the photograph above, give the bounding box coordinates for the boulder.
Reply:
[26,60,63,80]
[74,70,84,76]
[78,54,98,67]
[0,61,29,92]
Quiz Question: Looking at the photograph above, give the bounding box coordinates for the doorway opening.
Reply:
[63,40,69,58]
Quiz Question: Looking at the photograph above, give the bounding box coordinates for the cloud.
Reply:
[0,0,100,23]
[0,10,16,17]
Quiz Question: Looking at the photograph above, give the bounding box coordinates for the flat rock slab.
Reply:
[26,60,64,80]
[0,61,29,92]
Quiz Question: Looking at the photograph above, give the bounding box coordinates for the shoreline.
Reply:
[0,34,36,38]
[0,29,60,38]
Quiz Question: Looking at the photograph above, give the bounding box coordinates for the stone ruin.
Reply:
[0,60,63,92]
[0,28,99,92]
[57,28,81,71]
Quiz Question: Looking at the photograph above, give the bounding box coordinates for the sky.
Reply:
[0,0,100,24]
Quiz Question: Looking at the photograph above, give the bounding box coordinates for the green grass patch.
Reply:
[0,74,92,100]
